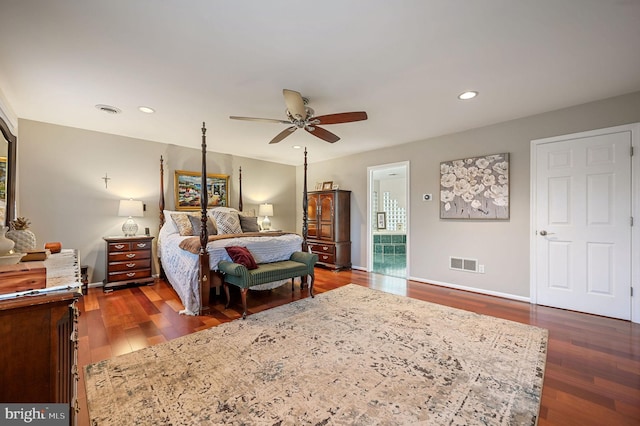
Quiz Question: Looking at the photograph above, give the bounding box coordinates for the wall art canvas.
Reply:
[440,153,509,219]
[175,170,229,210]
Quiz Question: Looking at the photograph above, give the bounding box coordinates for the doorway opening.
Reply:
[367,162,409,278]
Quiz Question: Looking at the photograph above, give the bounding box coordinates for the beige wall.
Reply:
[298,91,640,299]
[17,120,297,284]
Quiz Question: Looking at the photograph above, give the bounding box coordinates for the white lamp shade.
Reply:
[118,199,144,217]
[258,203,273,217]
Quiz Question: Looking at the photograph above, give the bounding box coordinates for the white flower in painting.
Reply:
[453,179,471,196]
[453,166,468,179]
[493,161,508,175]
[484,168,493,175]
[441,163,451,174]
[467,166,479,177]
[441,190,455,202]
[493,197,508,207]
[453,160,465,168]
[498,174,508,185]
[461,192,475,202]
[482,174,496,186]
[444,202,452,211]
[476,158,490,169]
[486,154,503,162]
[471,199,482,209]
[441,173,457,188]
[466,158,474,164]
[469,183,485,195]
[491,184,509,197]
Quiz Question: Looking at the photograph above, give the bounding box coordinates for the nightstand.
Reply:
[103,235,154,292]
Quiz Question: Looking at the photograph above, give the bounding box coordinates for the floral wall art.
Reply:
[440,153,509,219]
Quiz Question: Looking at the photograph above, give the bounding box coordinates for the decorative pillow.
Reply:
[239,216,260,233]
[170,213,195,236]
[188,214,217,236]
[210,210,242,234]
[225,246,258,270]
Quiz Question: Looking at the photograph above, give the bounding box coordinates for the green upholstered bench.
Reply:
[218,251,318,319]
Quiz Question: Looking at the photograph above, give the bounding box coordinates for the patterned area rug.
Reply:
[84,284,548,425]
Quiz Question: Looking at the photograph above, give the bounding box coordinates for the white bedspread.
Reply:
[159,223,303,315]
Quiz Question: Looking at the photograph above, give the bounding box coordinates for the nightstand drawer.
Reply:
[108,269,152,283]
[108,259,151,272]
[108,240,152,252]
[108,250,151,262]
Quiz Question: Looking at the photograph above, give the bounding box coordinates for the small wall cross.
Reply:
[102,172,111,189]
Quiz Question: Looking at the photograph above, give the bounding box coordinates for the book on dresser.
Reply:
[103,235,155,291]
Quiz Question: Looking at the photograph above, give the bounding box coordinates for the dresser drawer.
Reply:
[108,250,151,262]
[108,269,152,283]
[309,243,335,255]
[107,259,151,272]
[315,252,335,264]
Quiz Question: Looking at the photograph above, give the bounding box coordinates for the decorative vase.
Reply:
[0,226,15,255]
[7,217,37,253]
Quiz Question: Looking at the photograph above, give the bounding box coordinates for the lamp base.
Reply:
[122,217,139,237]
[261,216,271,231]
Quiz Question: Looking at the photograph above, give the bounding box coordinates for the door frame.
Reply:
[367,161,410,275]
[530,123,640,323]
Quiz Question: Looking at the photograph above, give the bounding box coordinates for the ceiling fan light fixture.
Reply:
[458,91,478,100]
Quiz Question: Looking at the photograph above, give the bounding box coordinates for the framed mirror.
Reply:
[0,115,16,227]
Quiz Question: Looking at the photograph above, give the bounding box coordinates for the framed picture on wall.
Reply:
[439,153,509,219]
[376,212,386,229]
[174,170,229,210]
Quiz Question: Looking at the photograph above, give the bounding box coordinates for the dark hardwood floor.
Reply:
[76,268,640,426]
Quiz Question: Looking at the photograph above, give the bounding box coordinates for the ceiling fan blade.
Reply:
[312,111,368,125]
[269,126,297,144]
[283,89,307,120]
[230,116,290,124]
[305,126,340,143]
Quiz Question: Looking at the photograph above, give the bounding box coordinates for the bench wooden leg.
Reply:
[240,288,248,319]
[309,274,315,298]
[223,282,231,309]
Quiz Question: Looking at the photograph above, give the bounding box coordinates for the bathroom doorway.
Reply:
[367,162,409,278]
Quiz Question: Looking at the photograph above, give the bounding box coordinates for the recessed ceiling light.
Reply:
[458,91,478,100]
[138,106,155,114]
[292,145,302,149]
[95,104,121,114]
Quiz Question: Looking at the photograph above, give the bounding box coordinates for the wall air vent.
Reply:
[449,256,478,273]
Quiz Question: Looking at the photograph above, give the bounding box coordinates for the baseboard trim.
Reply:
[408,276,531,303]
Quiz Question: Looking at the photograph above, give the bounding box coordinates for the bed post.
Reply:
[158,155,166,279]
[238,166,243,212]
[302,147,308,252]
[199,122,211,314]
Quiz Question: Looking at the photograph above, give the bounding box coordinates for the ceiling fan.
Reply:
[230,89,368,144]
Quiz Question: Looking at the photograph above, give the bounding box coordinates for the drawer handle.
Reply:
[126,272,136,277]
[126,253,136,258]
[322,255,329,260]
[126,263,136,268]
[136,243,146,248]
[323,247,328,251]
[114,244,126,249]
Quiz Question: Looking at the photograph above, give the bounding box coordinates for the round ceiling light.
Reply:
[95,104,121,114]
[458,91,478,100]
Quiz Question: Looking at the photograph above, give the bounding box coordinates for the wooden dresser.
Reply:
[0,263,82,425]
[306,189,351,270]
[103,235,154,291]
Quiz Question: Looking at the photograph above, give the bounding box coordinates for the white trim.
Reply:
[530,123,640,324]
[409,276,531,303]
[0,93,18,133]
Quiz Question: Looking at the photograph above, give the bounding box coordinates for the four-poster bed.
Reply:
[158,123,311,315]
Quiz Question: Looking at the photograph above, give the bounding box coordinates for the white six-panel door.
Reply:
[532,128,632,320]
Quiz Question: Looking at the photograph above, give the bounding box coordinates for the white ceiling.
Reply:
[1,1,639,166]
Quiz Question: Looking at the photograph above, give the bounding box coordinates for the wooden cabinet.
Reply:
[307,190,351,270]
[0,286,81,424]
[103,235,154,291]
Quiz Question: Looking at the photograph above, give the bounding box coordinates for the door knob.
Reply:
[539,230,555,236]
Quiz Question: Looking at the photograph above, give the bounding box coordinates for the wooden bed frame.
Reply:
[159,122,309,314]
